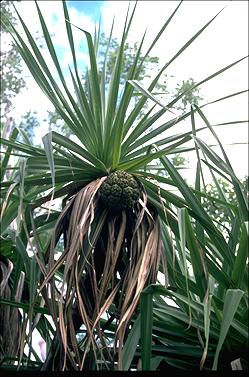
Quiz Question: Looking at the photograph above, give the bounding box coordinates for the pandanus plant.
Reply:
[1,0,248,371]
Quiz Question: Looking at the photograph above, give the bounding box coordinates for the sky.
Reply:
[67,0,105,17]
[9,0,249,183]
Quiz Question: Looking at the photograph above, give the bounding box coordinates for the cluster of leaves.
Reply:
[202,177,248,232]
[49,31,202,139]
[174,78,203,111]
[19,111,40,144]
[0,0,248,372]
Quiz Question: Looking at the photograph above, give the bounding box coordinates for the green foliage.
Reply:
[0,1,25,110]
[0,0,248,372]
[19,111,40,144]
[202,177,248,231]
[49,32,202,145]
[174,78,203,111]
[0,2,41,146]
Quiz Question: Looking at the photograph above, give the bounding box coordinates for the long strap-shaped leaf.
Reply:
[128,80,176,114]
[231,222,248,289]
[158,154,234,265]
[118,136,191,171]
[191,107,207,246]
[193,105,249,221]
[140,1,183,66]
[114,1,183,160]
[67,21,104,152]
[108,30,147,168]
[124,87,248,155]
[142,176,235,273]
[1,127,19,181]
[62,2,100,150]
[126,121,223,160]
[183,208,208,301]
[7,25,88,145]
[0,138,44,157]
[42,132,55,194]
[202,89,248,109]
[124,130,194,161]
[166,56,248,110]
[108,1,182,168]
[99,17,115,127]
[123,3,228,138]
[121,105,158,155]
[35,2,96,153]
[104,3,133,144]
[102,3,139,167]
[51,131,106,172]
[140,289,153,370]
[212,289,244,370]
[124,111,189,155]
[9,4,93,147]
[125,56,248,155]
[193,137,243,186]
[67,67,99,154]
[122,315,141,370]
